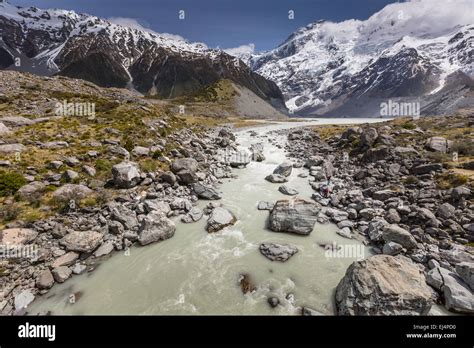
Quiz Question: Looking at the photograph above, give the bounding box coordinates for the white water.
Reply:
[28,118,387,315]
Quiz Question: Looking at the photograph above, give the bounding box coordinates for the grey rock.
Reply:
[385,208,401,224]
[181,207,204,223]
[278,185,298,196]
[273,161,293,177]
[0,144,25,153]
[193,182,221,200]
[138,212,176,246]
[16,182,45,200]
[171,158,199,184]
[425,136,452,152]
[335,255,432,315]
[257,201,275,210]
[436,203,455,219]
[206,207,236,233]
[93,241,114,257]
[112,161,141,188]
[36,270,54,290]
[455,262,474,291]
[52,184,93,202]
[259,242,298,262]
[52,252,79,268]
[269,198,319,235]
[382,241,404,256]
[265,174,288,183]
[52,266,72,283]
[382,224,417,250]
[60,231,103,253]
[110,205,139,230]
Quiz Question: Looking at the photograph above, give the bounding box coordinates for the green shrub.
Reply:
[402,122,416,130]
[95,159,113,172]
[451,140,474,157]
[0,171,27,197]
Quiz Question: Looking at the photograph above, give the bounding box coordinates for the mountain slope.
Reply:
[0,1,285,110]
[244,0,473,117]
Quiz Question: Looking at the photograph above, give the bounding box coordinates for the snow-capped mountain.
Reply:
[0,1,284,106]
[245,0,473,117]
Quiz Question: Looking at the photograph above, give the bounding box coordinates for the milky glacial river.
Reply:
[28,118,387,315]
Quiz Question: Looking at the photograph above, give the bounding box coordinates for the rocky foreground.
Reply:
[0,71,247,315]
[271,114,474,315]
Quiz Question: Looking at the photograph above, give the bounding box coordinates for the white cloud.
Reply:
[223,43,256,57]
[107,17,187,42]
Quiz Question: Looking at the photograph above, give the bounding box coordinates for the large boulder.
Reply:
[206,207,236,233]
[335,255,432,315]
[269,199,319,235]
[427,267,474,314]
[16,182,45,200]
[0,228,37,245]
[138,212,176,246]
[425,136,452,152]
[382,224,417,250]
[112,161,141,188]
[273,161,293,177]
[259,242,298,262]
[170,158,199,184]
[193,182,221,200]
[59,231,103,253]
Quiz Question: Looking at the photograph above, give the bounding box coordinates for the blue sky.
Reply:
[11,0,399,51]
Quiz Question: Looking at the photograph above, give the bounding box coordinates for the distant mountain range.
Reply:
[1,0,472,117]
[0,0,285,113]
[242,0,474,117]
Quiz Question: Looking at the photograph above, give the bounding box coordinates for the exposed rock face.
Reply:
[273,161,293,177]
[269,199,319,235]
[59,231,103,253]
[138,212,176,246]
[171,158,199,184]
[259,242,298,262]
[335,255,432,315]
[112,161,141,188]
[206,207,236,233]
